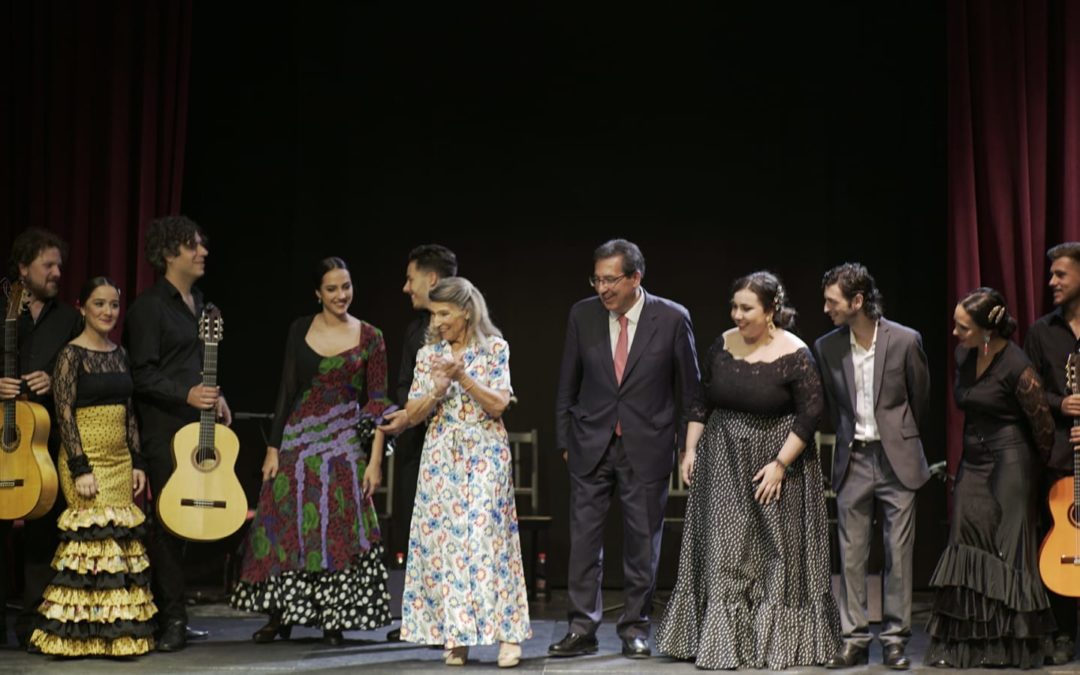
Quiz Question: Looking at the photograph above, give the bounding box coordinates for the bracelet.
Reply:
[774,456,788,470]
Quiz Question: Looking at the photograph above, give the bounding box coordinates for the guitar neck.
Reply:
[3,318,16,443]
[199,343,218,446]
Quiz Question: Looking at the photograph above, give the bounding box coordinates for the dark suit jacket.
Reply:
[555,290,702,482]
[814,318,931,491]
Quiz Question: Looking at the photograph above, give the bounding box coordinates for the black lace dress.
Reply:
[30,345,156,656]
[656,340,841,669]
[925,342,1056,668]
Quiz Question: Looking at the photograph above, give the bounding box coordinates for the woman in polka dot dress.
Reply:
[230,258,394,645]
[656,271,841,669]
[30,277,157,656]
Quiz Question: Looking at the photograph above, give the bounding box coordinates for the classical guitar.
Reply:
[156,304,247,541]
[1039,350,1080,596]
[0,280,58,520]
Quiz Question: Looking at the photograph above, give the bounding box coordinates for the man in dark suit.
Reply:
[550,239,701,660]
[814,263,931,670]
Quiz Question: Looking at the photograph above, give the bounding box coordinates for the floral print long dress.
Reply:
[400,336,531,647]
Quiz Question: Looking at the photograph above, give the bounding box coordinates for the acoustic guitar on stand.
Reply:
[156,304,247,541]
[1040,349,1080,596]
[0,280,58,520]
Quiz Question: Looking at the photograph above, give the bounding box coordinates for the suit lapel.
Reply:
[873,320,890,407]
[595,302,619,388]
[620,292,656,386]
[839,330,858,414]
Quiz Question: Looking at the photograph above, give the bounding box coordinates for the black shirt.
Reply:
[393,311,430,462]
[0,294,80,454]
[123,278,205,449]
[1023,307,1080,471]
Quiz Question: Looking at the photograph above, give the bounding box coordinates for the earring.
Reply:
[767,318,776,332]
[982,333,990,356]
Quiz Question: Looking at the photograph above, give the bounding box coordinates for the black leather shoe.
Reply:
[929,658,952,668]
[548,632,599,657]
[157,620,187,652]
[185,625,209,640]
[322,629,344,646]
[386,627,401,642]
[621,636,651,659]
[884,644,911,670]
[825,643,868,669]
[252,614,292,643]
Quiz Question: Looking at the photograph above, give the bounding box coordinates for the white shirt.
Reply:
[850,322,880,441]
[609,290,645,356]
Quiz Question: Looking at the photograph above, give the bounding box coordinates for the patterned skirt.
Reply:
[656,408,841,669]
[30,404,156,656]
[229,402,391,630]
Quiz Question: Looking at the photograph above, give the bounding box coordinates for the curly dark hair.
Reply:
[732,270,797,331]
[408,244,458,278]
[593,239,646,278]
[144,215,207,274]
[959,287,1017,339]
[8,228,68,278]
[822,262,884,320]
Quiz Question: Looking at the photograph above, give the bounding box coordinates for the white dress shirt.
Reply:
[850,322,880,441]
[609,289,645,356]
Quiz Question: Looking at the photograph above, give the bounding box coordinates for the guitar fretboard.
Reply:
[3,318,16,447]
[197,342,218,463]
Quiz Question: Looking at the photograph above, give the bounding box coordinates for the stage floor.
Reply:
[0,591,1073,673]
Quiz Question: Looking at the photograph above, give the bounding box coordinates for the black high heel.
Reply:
[252,613,292,643]
[323,629,344,646]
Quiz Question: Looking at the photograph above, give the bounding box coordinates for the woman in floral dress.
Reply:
[230,257,394,645]
[398,277,530,668]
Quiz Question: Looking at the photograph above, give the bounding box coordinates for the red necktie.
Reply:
[614,314,628,435]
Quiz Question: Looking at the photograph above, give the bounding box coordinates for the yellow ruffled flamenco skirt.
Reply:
[29,404,157,656]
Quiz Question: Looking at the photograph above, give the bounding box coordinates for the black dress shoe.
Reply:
[322,629,344,646]
[929,658,952,668]
[884,644,911,670]
[157,620,187,652]
[825,643,868,668]
[185,625,210,640]
[252,614,292,644]
[548,632,599,657]
[1053,636,1076,665]
[386,627,401,642]
[621,636,651,659]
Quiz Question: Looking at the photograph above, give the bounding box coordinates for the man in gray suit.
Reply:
[814,263,931,671]
[550,239,701,660]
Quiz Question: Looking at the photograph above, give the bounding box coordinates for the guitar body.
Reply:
[1039,475,1080,597]
[0,399,58,520]
[156,421,247,541]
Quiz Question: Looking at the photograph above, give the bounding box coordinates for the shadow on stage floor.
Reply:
[0,590,1074,673]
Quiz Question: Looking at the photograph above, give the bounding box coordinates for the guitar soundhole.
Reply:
[0,425,21,453]
[1071,504,1080,529]
[192,446,220,472]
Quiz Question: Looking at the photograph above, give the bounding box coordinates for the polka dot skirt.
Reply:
[655,408,841,669]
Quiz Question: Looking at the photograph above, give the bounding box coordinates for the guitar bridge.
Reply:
[1060,556,1080,565]
[0,479,25,489]
[180,498,227,509]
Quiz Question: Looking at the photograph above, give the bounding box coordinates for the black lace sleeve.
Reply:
[1017,365,1055,462]
[789,348,824,444]
[120,347,145,472]
[52,345,91,477]
[688,337,723,423]
[268,318,305,448]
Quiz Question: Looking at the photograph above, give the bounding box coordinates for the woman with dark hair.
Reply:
[30,277,157,656]
[925,288,1056,668]
[230,257,395,645]
[397,277,530,668]
[656,270,841,669]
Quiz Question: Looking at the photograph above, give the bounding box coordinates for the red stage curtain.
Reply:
[947,0,1080,479]
[0,0,192,302]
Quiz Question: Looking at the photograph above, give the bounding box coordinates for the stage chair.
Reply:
[508,429,552,598]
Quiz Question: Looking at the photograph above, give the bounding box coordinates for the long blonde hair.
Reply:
[426,276,502,349]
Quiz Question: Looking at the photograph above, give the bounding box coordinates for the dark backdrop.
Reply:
[180,2,947,589]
